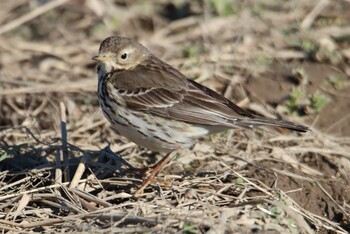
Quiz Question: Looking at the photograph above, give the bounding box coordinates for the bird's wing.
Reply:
[108,61,252,127]
[107,58,308,132]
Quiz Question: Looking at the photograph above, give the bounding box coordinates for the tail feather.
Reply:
[236,116,309,132]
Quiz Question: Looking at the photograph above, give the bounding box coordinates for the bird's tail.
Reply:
[236,116,309,132]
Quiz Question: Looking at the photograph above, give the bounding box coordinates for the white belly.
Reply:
[98,78,210,152]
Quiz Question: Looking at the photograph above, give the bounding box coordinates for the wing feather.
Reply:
[106,56,308,132]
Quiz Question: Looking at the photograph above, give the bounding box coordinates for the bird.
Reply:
[92,36,308,193]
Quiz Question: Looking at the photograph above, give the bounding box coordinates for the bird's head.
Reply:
[93,36,149,73]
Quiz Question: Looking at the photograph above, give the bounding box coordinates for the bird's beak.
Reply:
[92,54,112,62]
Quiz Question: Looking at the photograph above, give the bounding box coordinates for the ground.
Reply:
[0,0,349,233]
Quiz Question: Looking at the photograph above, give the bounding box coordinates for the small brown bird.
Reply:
[93,36,308,193]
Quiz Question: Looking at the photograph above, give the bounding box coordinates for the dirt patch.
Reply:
[246,159,350,231]
[245,61,350,232]
[246,62,350,136]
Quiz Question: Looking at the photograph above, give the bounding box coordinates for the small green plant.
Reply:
[282,68,314,115]
[210,0,236,16]
[255,53,273,66]
[325,75,345,90]
[182,45,200,59]
[251,3,264,17]
[183,164,193,169]
[235,177,244,185]
[284,86,330,114]
[0,144,28,162]
[292,67,309,85]
[301,39,317,53]
[310,91,330,113]
[292,39,318,55]
[0,150,8,162]
[270,206,283,218]
[183,223,197,234]
[108,15,121,28]
[285,86,304,115]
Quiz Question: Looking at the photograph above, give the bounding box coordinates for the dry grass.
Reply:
[1,0,350,233]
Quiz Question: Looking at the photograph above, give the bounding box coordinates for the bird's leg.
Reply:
[134,150,178,196]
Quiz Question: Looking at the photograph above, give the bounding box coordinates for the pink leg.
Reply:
[134,150,178,196]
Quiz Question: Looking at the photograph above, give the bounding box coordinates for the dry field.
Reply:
[0,0,350,233]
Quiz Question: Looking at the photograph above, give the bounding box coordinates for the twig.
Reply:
[60,102,70,182]
[19,210,157,228]
[286,146,350,159]
[301,0,330,30]
[265,199,314,234]
[11,194,30,221]
[324,112,350,133]
[69,188,112,207]
[315,180,350,217]
[0,80,96,96]
[0,180,83,201]
[55,149,62,195]
[0,0,70,35]
[69,155,87,189]
[227,168,274,197]
[0,224,19,232]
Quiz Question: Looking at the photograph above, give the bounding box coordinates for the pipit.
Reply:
[93,36,308,193]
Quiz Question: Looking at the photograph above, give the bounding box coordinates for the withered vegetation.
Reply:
[0,0,349,233]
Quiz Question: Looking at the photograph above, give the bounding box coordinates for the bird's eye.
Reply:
[121,53,128,60]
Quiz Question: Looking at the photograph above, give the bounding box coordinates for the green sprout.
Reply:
[301,39,317,53]
[251,3,264,17]
[325,75,345,90]
[0,150,8,162]
[210,0,236,16]
[292,39,318,55]
[292,67,309,86]
[183,223,197,234]
[255,53,274,66]
[310,91,330,113]
[235,177,244,185]
[182,45,200,59]
[285,86,304,115]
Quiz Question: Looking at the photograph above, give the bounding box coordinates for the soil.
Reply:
[246,62,350,136]
[245,62,350,232]
[246,160,350,231]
